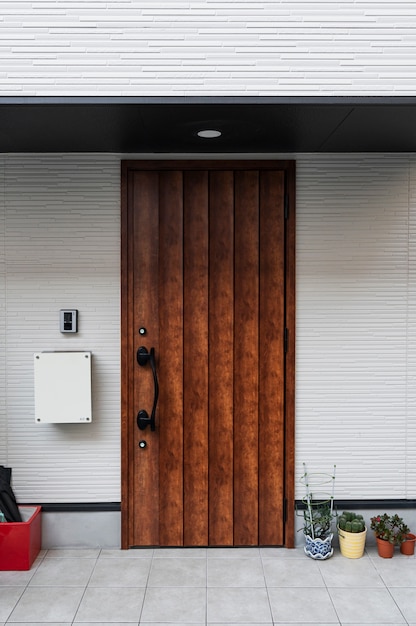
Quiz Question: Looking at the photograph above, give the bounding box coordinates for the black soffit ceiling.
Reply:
[1,96,416,153]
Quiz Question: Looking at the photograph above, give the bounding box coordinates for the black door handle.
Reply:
[136,346,159,431]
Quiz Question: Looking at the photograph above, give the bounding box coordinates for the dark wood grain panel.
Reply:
[233,170,260,546]
[132,170,160,545]
[122,160,295,549]
[208,170,235,546]
[158,170,185,546]
[284,162,296,548]
[258,170,285,545]
[183,170,209,545]
[120,165,133,548]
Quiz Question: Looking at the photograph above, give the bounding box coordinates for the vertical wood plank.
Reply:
[132,170,160,545]
[284,162,296,548]
[122,160,295,549]
[208,170,235,546]
[258,170,285,545]
[233,170,260,545]
[120,165,133,548]
[183,170,209,545]
[158,170,184,545]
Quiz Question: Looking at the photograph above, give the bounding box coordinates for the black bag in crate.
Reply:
[0,466,22,522]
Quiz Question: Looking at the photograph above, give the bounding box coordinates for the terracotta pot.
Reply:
[400,533,416,555]
[376,537,394,558]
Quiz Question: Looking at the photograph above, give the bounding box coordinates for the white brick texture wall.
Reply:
[2,1,416,95]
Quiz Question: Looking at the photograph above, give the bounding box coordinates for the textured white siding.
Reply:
[0,162,5,463]
[3,155,121,502]
[1,153,416,503]
[408,164,416,498]
[295,155,414,499]
[1,1,416,96]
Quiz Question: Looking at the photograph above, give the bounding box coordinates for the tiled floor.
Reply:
[0,545,415,625]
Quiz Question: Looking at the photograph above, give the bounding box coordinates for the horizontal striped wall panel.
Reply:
[1,1,416,95]
[295,154,414,500]
[408,163,416,499]
[0,159,5,463]
[0,153,415,503]
[3,155,121,502]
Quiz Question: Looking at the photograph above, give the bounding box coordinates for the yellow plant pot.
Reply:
[338,525,367,559]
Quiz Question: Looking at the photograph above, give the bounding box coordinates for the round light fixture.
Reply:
[197,129,222,139]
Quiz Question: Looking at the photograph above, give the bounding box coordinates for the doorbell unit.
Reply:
[60,309,78,333]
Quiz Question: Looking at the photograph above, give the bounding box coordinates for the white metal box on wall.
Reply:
[34,352,92,423]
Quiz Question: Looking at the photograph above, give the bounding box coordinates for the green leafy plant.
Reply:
[338,511,366,533]
[299,463,337,541]
[370,513,409,545]
[303,499,336,540]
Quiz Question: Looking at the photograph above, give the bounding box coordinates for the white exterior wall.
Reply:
[2,1,416,96]
[0,163,5,464]
[2,155,121,502]
[0,153,415,504]
[296,155,415,499]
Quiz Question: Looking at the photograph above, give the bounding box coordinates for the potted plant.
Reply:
[400,532,416,555]
[337,511,367,558]
[370,514,409,558]
[299,464,337,560]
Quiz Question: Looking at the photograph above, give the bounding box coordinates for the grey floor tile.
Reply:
[72,623,139,626]
[263,557,325,588]
[0,568,37,586]
[260,547,305,558]
[207,557,265,587]
[390,588,416,623]
[268,587,338,623]
[148,558,206,587]
[372,557,416,587]
[141,587,206,623]
[328,587,406,623]
[207,548,260,558]
[88,556,151,587]
[207,622,276,626]
[0,587,25,622]
[45,548,100,559]
[29,557,96,586]
[74,587,145,622]
[8,587,85,623]
[207,587,272,623]
[101,548,154,558]
[318,554,385,588]
[153,548,207,558]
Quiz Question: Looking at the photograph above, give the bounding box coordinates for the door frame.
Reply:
[120,159,296,548]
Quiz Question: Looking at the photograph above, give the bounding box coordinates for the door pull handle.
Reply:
[136,346,158,432]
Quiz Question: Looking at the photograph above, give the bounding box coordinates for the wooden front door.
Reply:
[121,160,295,548]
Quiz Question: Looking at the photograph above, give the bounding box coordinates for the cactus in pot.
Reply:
[338,511,365,533]
[338,511,367,558]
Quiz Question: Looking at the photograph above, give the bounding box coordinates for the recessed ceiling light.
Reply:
[197,129,222,139]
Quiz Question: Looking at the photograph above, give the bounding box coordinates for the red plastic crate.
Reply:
[0,506,42,570]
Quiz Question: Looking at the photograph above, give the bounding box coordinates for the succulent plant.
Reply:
[338,511,366,533]
[370,513,409,545]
